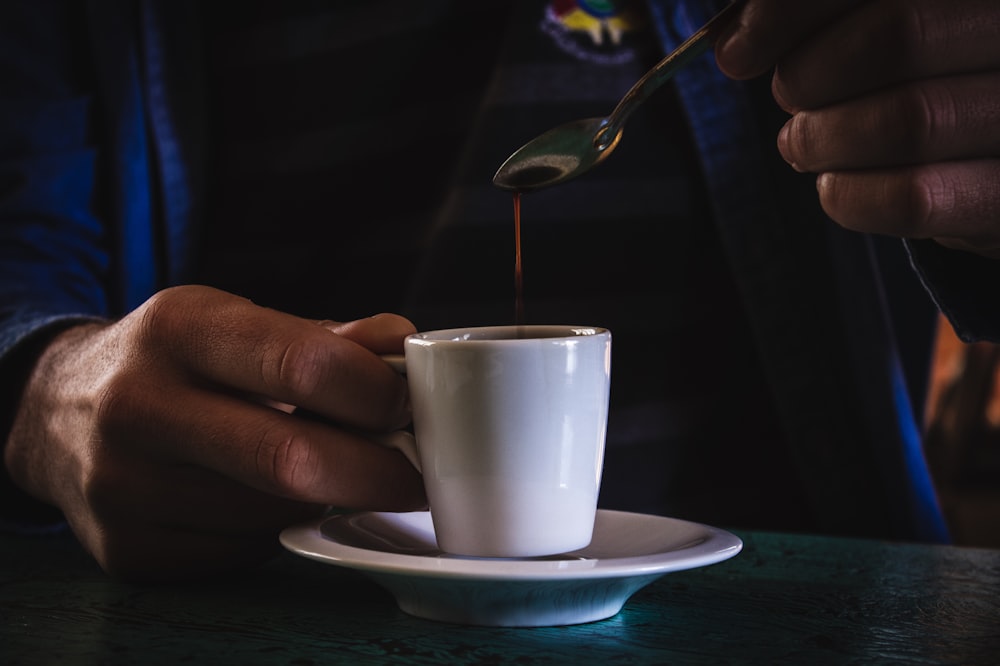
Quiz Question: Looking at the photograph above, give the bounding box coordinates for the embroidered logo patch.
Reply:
[542,0,644,65]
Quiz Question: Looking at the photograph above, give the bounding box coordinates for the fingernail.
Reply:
[816,172,834,193]
[776,122,796,171]
[778,119,809,173]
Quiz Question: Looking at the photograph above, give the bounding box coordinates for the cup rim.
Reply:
[406,325,610,344]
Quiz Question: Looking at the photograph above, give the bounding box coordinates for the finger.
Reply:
[770,0,1000,112]
[84,458,325,536]
[101,382,426,509]
[778,73,1000,172]
[326,313,417,355]
[716,0,865,80]
[142,286,408,430]
[817,160,1000,256]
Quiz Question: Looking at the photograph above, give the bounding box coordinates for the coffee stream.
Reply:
[513,192,525,326]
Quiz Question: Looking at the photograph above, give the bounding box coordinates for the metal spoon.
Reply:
[493,1,743,192]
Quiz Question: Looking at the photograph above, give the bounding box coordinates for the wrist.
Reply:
[2,321,106,527]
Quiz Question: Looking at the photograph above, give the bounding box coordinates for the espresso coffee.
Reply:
[513,192,524,326]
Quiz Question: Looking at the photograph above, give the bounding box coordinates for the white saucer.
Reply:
[280,509,742,627]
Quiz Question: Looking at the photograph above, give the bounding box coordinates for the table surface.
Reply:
[3,524,999,665]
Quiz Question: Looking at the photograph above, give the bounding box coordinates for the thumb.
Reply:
[318,313,417,354]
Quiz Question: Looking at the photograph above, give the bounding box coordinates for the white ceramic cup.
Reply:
[398,325,612,558]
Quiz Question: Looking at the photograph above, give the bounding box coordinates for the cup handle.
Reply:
[377,354,420,472]
[381,353,406,374]
[375,430,421,473]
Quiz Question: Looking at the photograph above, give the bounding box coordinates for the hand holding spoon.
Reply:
[493,1,744,192]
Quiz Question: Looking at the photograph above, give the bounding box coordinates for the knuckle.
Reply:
[93,380,130,442]
[135,287,186,339]
[132,285,217,355]
[894,169,940,235]
[254,425,320,498]
[270,337,330,397]
[92,364,148,441]
[891,85,943,159]
[93,370,126,423]
[882,0,931,70]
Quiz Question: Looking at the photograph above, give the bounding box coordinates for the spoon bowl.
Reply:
[493,1,742,192]
[493,118,622,192]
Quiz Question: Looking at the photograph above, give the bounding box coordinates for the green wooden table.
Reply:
[3,527,999,664]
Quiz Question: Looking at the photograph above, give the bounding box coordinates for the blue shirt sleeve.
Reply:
[1,2,113,350]
[0,1,112,528]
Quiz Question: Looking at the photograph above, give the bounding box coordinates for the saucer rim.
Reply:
[280,509,743,582]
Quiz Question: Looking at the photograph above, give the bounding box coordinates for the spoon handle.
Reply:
[595,0,745,149]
